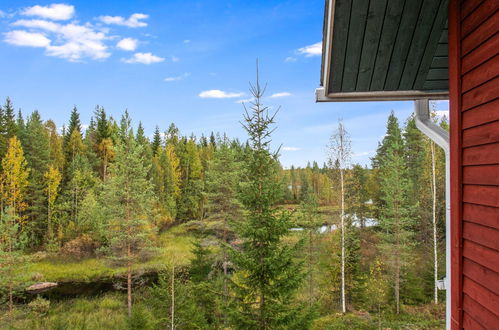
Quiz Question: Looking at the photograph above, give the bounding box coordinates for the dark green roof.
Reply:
[318,0,449,101]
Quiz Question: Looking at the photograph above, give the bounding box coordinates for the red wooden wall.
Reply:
[449,0,499,328]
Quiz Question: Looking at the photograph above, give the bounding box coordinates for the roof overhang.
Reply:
[318,0,449,102]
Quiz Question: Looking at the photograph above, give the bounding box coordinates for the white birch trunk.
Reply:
[340,167,346,314]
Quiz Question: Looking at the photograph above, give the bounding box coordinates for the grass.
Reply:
[25,225,195,283]
[1,291,444,330]
[0,293,129,330]
[312,310,445,330]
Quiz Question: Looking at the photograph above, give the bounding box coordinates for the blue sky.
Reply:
[0,1,446,167]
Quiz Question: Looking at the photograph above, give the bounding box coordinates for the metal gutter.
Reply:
[321,0,336,94]
[316,87,449,102]
[414,98,450,330]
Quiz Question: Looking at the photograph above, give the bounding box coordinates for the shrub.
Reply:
[128,305,154,330]
[60,234,99,259]
[28,296,50,316]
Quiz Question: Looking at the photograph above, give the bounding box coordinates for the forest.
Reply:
[0,78,448,329]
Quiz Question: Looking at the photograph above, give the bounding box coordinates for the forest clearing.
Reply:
[0,80,447,328]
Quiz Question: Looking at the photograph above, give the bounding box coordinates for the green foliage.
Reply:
[229,68,312,329]
[0,96,447,328]
[189,241,213,282]
[127,304,155,330]
[28,296,50,316]
[176,138,203,221]
[149,270,217,329]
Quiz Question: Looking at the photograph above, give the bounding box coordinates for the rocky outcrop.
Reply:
[26,282,58,294]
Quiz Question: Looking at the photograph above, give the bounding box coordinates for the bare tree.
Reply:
[328,120,351,313]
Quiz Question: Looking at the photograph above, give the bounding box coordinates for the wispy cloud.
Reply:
[183,39,190,43]
[199,90,244,99]
[123,52,164,64]
[284,56,296,62]
[270,92,292,98]
[171,56,179,62]
[99,13,148,28]
[22,4,75,21]
[235,97,254,104]
[282,146,300,151]
[116,37,138,51]
[4,30,51,47]
[164,72,190,82]
[297,42,322,57]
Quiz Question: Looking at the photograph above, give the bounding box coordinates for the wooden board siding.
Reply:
[451,0,499,327]
[327,0,449,94]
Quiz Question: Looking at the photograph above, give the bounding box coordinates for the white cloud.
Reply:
[164,72,190,82]
[116,37,137,51]
[4,30,50,47]
[22,4,75,21]
[284,56,296,62]
[297,41,322,57]
[123,52,164,64]
[270,92,292,98]
[9,19,110,61]
[13,19,60,32]
[199,90,244,99]
[235,97,254,104]
[282,146,300,151]
[46,23,110,61]
[99,13,148,28]
[0,10,5,18]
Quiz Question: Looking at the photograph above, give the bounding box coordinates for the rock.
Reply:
[26,282,58,294]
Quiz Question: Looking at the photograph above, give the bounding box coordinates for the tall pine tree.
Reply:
[229,65,310,329]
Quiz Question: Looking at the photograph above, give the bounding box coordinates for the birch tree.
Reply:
[328,120,351,313]
[44,165,61,244]
[0,136,30,314]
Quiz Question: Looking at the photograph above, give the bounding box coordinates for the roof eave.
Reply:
[316,87,449,102]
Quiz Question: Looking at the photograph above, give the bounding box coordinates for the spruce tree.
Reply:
[177,139,203,221]
[205,139,242,315]
[152,125,162,155]
[22,111,51,246]
[101,114,157,316]
[0,97,17,161]
[229,65,309,329]
[378,141,414,314]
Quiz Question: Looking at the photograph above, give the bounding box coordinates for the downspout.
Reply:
[414,98,450,330]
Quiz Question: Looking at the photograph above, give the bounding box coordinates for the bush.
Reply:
[128,305,155,330]
[28,296,50,316]
[60,234,99,259]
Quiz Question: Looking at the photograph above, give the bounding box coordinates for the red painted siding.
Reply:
[450,0,499,328]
